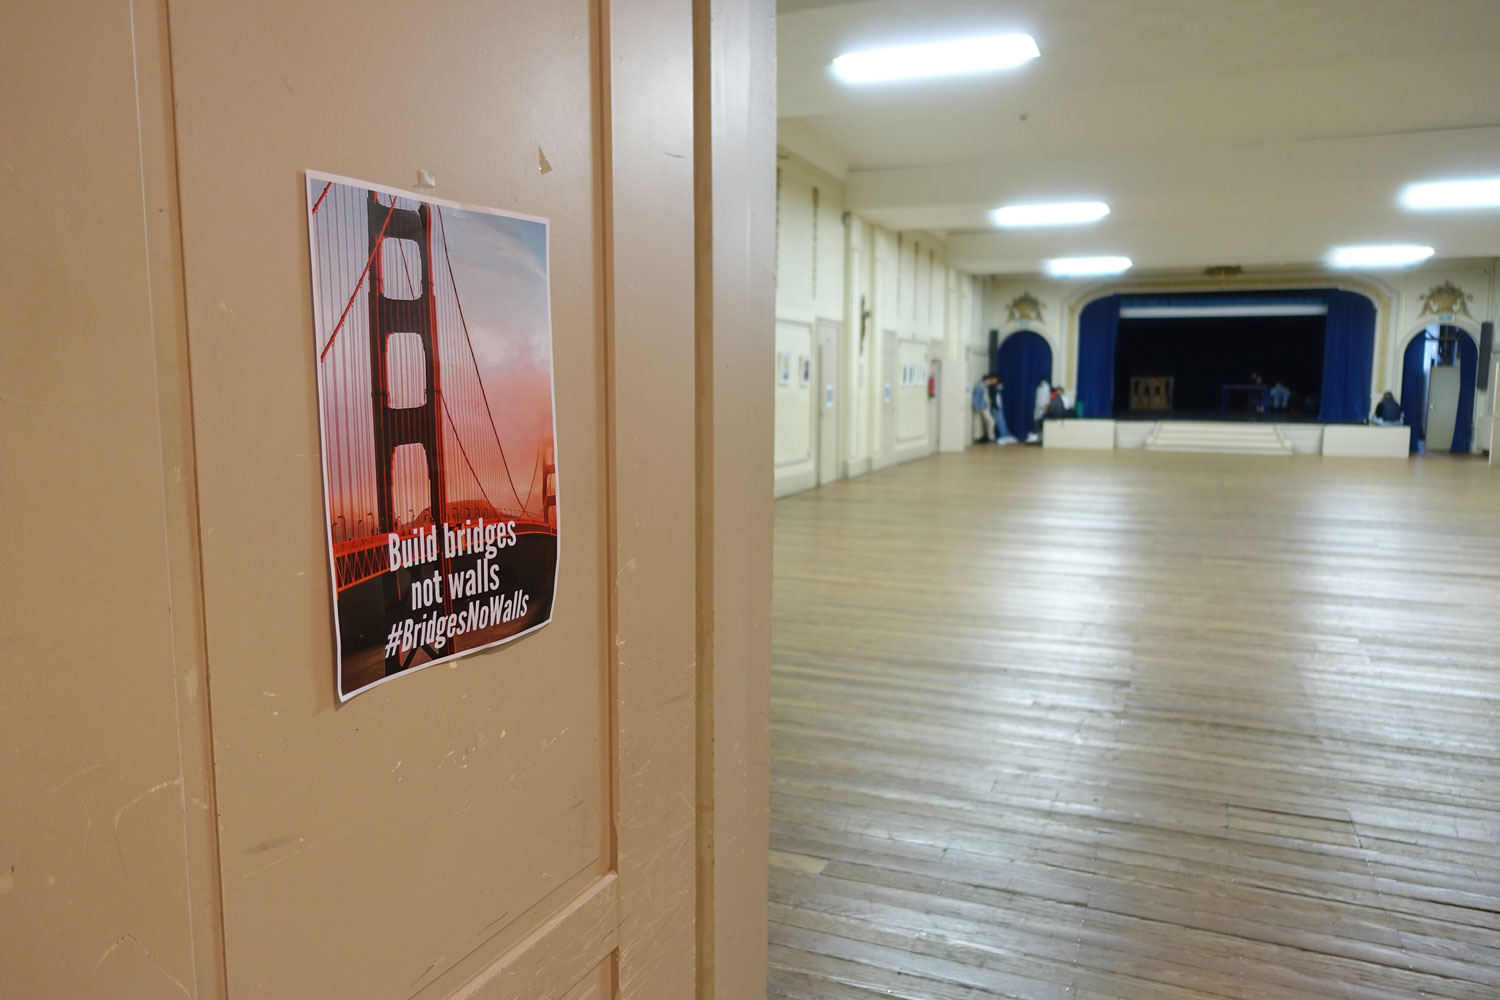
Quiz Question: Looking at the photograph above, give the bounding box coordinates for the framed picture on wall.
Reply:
[777,351,791,385]
[799,355,812,387]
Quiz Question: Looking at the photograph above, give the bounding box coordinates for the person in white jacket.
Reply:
[1029,376,1052,442]
[1033,376,1052,424]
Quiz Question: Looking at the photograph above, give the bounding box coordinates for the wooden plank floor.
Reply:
[769,448,1500,1000]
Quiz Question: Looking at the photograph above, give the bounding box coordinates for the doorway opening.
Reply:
[996,329,1053,440]
[1400,324,1477,453]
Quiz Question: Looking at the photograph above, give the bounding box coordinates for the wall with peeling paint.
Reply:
[3,1,766,998]
[1,2,222,996]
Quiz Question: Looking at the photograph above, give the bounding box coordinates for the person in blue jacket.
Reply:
[972,375,999,442]
[990,376,1016,444]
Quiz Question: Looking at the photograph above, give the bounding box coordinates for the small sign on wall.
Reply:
[800,355,813,387]
[776,351,792,385]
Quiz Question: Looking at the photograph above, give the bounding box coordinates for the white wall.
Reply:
[985,261,1500,453]
[773,155,846,495]
[773,152,987,497]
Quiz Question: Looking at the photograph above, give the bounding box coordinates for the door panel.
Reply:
[166,0,694,997]
[880,331,898,463]
[817,321,841,485]
[927,352,940,453]
[1428,365,1460,452]
[1,3,218,994]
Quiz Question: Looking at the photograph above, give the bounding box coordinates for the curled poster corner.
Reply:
[415,169,436,188]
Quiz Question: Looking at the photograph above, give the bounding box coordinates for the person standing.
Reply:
[1027,376,1052,443]
[991,376,1017,444]
[1033,376,1052,425]
[972,375,998,442]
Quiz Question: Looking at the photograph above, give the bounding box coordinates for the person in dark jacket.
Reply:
[1372,391,1402,426]
[1044,387,1072,420]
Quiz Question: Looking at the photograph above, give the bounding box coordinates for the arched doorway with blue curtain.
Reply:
[996,330,1053,441]
[1399,324,1477,453]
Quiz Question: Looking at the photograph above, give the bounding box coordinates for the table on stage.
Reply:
[1221,383,1268,412]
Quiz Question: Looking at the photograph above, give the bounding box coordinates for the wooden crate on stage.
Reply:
[1130,375,1174,412]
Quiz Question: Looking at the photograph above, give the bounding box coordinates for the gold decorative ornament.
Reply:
[1006,291,1045,324]
[1418,280,1473,318]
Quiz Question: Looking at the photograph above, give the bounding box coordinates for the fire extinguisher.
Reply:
[927,372,937,399]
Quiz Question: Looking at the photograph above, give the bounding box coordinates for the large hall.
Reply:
[769,0,1500,997]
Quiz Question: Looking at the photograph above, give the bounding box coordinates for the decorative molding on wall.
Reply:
[1005,291,1045,324]
[1418,280,1474,319]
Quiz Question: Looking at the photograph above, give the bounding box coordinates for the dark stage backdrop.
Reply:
[1112,314,1326,416]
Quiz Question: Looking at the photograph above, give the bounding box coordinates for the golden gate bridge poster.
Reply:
[304,171,559,701]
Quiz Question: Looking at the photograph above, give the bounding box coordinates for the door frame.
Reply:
[693,0,774,996]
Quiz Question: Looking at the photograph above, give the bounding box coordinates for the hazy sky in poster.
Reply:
[438,203,555,502]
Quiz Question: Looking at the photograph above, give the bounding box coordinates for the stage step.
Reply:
[1144,422,1293,455]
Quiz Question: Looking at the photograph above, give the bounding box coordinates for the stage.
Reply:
[1042,417,1409,458]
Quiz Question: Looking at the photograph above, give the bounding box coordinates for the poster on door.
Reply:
[305,171,559,701]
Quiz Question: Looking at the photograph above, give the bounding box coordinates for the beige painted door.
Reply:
[166,2,696,998]
[817,321,841,485]
[880,331,898,461]
[927,352,941,453]
[1427,364,1461,452]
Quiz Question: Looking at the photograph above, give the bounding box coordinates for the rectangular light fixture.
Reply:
[1326,244,1434,268]
[1120,305,1327,319]
[991,201,1110,228]
[1399,178,1500,210]
[832,34,1039,85]
[1044,255,1132,277]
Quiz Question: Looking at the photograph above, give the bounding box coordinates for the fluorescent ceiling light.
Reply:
[1399,178,1500,210]
[1326,244,1434,269]
[832,34,1039,85]
[991,201,1110,228]
[1044,255,1132,277]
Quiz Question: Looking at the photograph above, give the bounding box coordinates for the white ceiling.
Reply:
[777,0,1500,274]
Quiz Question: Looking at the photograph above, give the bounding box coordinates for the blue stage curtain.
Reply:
[1318,291,1376,422]
[997,330,1053,440]
[1453,330,1478,453]
[1400,334,1427,453]
[1077,295,1120,417]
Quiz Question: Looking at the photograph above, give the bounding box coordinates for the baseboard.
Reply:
[773,463,816,498]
